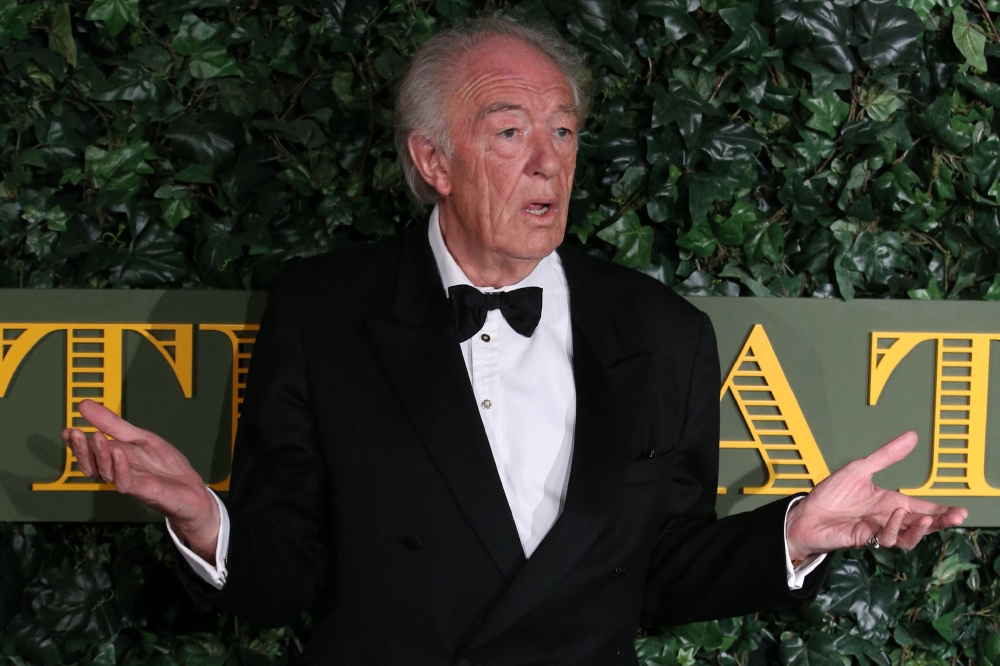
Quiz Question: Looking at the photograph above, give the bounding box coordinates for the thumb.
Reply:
[859,430,919,476]
[78,399,145,443]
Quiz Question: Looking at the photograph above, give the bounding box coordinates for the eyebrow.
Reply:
[478,102,580,119]
[480,102,522,119]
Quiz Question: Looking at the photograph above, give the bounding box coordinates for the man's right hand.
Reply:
[63,399,221,561]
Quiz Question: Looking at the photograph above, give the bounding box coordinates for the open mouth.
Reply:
[524,203,553,217]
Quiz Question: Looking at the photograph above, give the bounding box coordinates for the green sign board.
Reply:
[1,290,998,525]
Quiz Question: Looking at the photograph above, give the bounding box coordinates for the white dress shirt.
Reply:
[428,206,576,557]
[170,206,824,588]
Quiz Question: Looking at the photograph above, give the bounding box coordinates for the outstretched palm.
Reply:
[62,399,219,559]
[786,431,968,561]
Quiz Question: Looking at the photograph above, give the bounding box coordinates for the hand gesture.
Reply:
[62,399,220,560]
[785,431,968,561]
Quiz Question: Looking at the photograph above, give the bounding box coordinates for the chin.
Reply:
[508,228,565,260]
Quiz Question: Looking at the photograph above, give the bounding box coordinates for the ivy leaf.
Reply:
[115,223,188,287]
[161,197,193,229]
[934,553,978,585]
[85,142,154,204]
[793,130,836,171]
[908,278,944,300]
[932,611,956,641]
[374,50,406,80]
[611,166,646,201]
[175,164,215,183]
[977,208,1000,249]
[171,14,236,79]
[48,4,77,68]
[0,0,39,42]
[774,2,856,73]
[686,171,732,225]
[715,200,759,245]
[790,50,852,96]
[952,7,988,71]
[981,634,1000,666]
[696,122,766,170]
[166,114,238,169]
[633,0,696,43]
[720,263,772,296]
[802,91,850,139]
[650,81,720,147]
[85,0,140,36]
[956,72,1000,106]
[189,44,238,79]
[676,221,717,258]
[919,95,972,152]
[855,1,923,71]
[779,633,843,666]
[968,136,1000,192]
[597,211,653,268]
[709,4,768,65]
[742,217,784,265]
[863,89,906,122]
[983,273,1000,301]
[779,171,831,223]
[90,63,162,102]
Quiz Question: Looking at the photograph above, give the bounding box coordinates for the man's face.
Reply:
[437,36,579,263]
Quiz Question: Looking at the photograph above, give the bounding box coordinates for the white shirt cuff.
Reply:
[784,496,826,590]
[166,488,231,590]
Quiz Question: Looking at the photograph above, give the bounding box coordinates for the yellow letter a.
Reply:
[719,325,830,495]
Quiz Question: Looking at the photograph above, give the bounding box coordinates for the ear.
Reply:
[407,134,452,197]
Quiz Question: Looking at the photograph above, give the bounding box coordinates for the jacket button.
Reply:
[401,534,423,551]
[611,566,628,578]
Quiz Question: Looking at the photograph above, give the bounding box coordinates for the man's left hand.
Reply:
[785,431,969,561]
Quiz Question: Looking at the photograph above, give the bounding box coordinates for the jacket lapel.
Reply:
[465,246,652,651]
[366,226,525,579]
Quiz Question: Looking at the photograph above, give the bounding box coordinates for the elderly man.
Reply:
[63,16,966,665]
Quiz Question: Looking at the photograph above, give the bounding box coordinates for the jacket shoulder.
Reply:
[561,246,708,332]
[274,237,405,295]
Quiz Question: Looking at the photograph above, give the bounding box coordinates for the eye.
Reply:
[499,128,518,139]
[554,127,573,139]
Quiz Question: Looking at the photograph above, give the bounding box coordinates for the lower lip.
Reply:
[521,206,557,222]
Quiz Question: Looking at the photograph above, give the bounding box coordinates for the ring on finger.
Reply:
[867,530,881,549]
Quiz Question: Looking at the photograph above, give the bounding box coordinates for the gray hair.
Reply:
[394,15,592,204]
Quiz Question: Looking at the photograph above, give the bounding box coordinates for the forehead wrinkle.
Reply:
[452,64,575,118]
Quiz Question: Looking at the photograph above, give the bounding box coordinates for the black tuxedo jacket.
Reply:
[179,224,828,665]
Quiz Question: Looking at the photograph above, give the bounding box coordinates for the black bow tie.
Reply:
[448,284,543,342]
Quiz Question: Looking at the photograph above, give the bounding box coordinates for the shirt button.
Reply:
[480,333,491,342]
[481,399,492,410]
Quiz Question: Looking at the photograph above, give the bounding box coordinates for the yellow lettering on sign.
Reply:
[719,325,831,495]
[200,324,258,491]
[870,333,1000,496]
[0,324,193,491]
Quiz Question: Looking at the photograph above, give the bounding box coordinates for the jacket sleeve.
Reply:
[175,278,329,627]
[640,312,829,627]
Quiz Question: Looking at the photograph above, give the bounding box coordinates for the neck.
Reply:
[438,207,542,289]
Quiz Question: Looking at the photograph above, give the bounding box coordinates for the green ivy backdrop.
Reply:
[1,0,999,662]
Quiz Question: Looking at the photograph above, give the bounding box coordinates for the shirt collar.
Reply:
[427,205,569,326]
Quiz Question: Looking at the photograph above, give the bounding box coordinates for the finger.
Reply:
[78,399,146,443]
[878,507,907,548]
[895,515,933,551]
[898,505,968,531]
[92,431,116,483]
[858,431,919,476]
[66,428,99,479]
[111,446,135,494]
[925,506,969,531]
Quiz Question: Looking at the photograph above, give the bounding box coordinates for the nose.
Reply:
[526,133,562,179]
